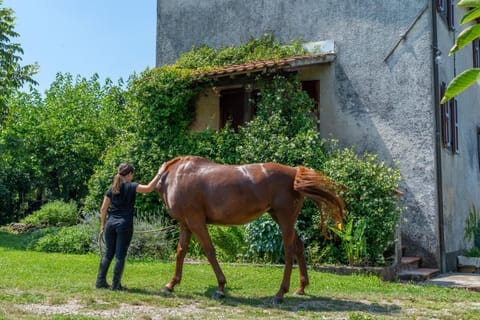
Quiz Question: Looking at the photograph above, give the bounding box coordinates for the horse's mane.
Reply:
[159,156,184,174]
[159,156,211,174]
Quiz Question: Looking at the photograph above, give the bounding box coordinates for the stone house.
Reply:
[155,0,480,272]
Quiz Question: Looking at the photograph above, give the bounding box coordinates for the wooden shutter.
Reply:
[473,39,480,68]
[440,82,451,149]
[450,98,459,154]
[447,0,455,31]
[436,0,445,13]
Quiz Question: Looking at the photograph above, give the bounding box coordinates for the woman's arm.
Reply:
[100,196,111,230]
[136,163,166,193]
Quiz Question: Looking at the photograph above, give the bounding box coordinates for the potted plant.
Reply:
[458,206,480,273]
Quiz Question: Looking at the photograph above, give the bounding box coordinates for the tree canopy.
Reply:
[0,0,38,126]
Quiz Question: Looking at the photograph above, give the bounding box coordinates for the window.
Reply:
[440,82,460,154]
[301,80,320,130]
[473,38,480,68]
[218,80,320,131]
[220,88,247,131]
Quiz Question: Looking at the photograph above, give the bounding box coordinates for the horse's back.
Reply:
[161,156,299,225]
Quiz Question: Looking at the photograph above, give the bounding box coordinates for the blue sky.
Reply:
[4,0,156,93]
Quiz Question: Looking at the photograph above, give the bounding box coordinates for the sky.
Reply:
[3,0,157,93]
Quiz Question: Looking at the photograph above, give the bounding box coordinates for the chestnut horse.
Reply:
[155,156,344,303]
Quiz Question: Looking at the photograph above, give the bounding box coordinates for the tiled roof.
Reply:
[194,52,335,78]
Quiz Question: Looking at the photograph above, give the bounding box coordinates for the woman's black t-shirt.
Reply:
[105,182,138,223]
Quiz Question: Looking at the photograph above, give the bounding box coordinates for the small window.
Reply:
[473,39,480,68]
[220,88,246,131]
[301,80,320,130]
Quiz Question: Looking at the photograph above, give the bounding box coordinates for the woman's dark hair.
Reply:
[112,163,134,195]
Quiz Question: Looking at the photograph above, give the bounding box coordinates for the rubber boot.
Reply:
[95,257,111,289]
[111,259,126,291]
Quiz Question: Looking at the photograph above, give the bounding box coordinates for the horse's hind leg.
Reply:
[294,231,309,295]
[269,212,297,304]
[164,223,191,293]
[189,223,227,298]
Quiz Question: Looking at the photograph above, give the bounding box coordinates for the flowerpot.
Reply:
[458,265,476,273]
[458,255,480,267]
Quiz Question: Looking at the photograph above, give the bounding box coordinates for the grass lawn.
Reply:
[1,230,479,319]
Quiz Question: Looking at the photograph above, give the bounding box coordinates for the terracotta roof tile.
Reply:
[194,52,335,78]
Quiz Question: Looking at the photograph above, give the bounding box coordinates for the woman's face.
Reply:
[126,172,134,182]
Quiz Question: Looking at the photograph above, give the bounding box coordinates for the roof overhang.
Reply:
[194,40,336,79]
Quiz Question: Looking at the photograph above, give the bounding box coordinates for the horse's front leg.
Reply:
[163,223,191,293]
[190,223,227,298]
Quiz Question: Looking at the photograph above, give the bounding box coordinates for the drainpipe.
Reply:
[431,0,446,272]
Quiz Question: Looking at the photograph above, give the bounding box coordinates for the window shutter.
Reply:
[473,39,480,68]
[447,0,455,31]
[450,98,459,154]
[437,0,445,13]
[440,82,451,149]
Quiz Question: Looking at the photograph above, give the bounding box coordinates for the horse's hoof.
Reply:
[294,289,305,296]
[161,287,173,295]
[271,296,283,305]
[212,290,226,299]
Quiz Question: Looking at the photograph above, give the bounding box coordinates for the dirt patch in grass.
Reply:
[16,299,205,319]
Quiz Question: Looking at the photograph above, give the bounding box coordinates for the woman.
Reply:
[95,162,163,290]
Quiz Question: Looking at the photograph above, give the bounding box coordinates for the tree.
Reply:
[0,73,128,223]
[441,0,480,103]
[0,0,38,126]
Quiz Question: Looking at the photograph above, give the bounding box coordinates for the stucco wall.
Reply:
[156,0,447,267]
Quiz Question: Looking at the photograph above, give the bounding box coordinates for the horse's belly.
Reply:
[204,194,270,226]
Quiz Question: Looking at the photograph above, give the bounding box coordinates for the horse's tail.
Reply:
[293,166,345,236]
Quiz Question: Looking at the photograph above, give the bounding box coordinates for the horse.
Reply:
[155,156,345,303]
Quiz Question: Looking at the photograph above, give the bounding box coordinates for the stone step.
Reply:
[400,256,421,271]
[398,268,441,281]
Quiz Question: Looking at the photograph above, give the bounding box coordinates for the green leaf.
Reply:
[458,0,480,8]
[441,68,480,104]
[449,24,480,55]
[460,7,480,25]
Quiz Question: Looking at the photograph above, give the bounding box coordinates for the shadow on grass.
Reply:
[125,285,401,315]
[0,230,32,250]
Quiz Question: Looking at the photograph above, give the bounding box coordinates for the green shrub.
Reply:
[245,215,284,263]
[209,225,247,262]
[322,149,403,265]
[28,223,96,254]
[21,200,79,227]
